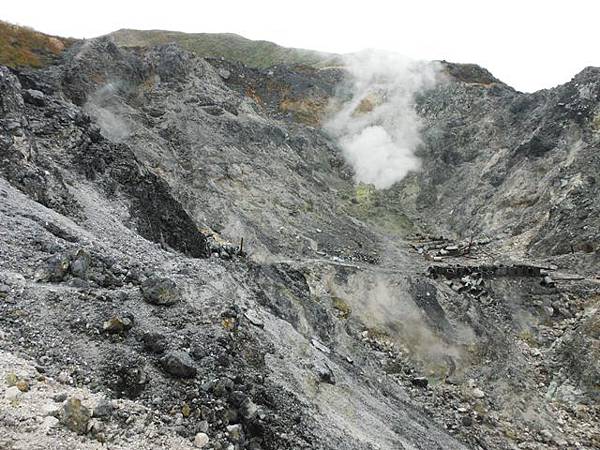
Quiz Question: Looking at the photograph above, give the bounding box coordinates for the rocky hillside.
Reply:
[0,30,598,450]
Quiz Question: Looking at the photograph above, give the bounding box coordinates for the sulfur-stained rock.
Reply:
[103,316,133,334]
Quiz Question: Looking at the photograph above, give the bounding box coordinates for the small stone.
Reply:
[5,372,18,386]
[243,310,264,328]
[540,429,553,441]
[541,276,556,288]
[142,332,167,353]
[461,415,473,427]
[57,371,72,384]
[70,249,91,279]
[410,377,428,388]
[194,432,210,448]
[160,351,197,378]
[240,398,259,420]
[102,316,133,334]
[182,403,191,417]
[41,254,70,282]
[53,392,68,402]
[0,284,9,299]
[92,398,114,418]
[60,397,91,434]
[23,89,46,106]
[314,361,336,385]
[471,387,485,399]
[5,386,22,402]
[218,68,231,80]
[226,424,243,443]
[42,416,60,431]
[16,379,29,392]
[42,402,61,417]
[140,276,179,305]
[88,418,105,434]
[553,437,568,447]
[198,420,209,433]
[311,338,331,354]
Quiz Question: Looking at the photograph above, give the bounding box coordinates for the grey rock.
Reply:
[102,316,133,334]
[5,386,22,402]
[141,332,167,353]
[40,254,70,282]
[160,351,197,378]
[311,338,331,354]
[226,424,243,443]
[42,416,60,430]
[410,377,429,388]
[471,387,485,399]
[243,310,264,328]
[218,68,231,80]
[2,33,599,450]
[194,432,210,448]
[70,249,91,279]
[53,392,68,403]
[541,275,556,288]
[198,420,209,433]
[140,276,180,305]
[23,89,46,106]
[314,361,336,385]
[92,398,114,418]
[60,397,91,434]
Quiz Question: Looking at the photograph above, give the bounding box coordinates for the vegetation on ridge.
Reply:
[0,21,75,68]
[108,28,342,69]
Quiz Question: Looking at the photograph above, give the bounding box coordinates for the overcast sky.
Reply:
[4,0,599,92]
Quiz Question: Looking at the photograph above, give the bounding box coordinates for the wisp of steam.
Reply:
[85,82,131,143]
[325,51,439,189]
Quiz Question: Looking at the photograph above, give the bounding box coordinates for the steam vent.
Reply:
[0,21,599,450]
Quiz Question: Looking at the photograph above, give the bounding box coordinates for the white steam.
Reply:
[85,82,131,143]
[325,51,439,189]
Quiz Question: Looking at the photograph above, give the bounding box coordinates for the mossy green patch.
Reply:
[109,29,342,69]
[518,329,539,347]
[331,296,352,319]
[343,183,416,236]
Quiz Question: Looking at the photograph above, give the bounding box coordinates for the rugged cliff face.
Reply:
[0,33,598,450]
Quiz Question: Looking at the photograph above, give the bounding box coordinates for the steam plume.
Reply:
[85,82,131,142]
[325,50,439,189]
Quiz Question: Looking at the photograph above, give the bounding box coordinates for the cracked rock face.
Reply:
[0,36,599,450]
